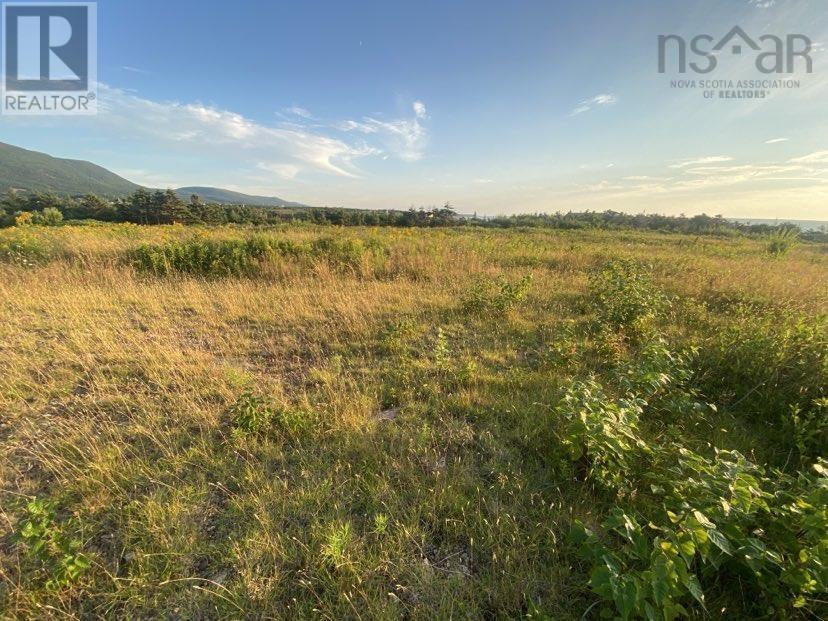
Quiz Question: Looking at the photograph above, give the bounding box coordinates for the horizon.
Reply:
[1,0,827,219]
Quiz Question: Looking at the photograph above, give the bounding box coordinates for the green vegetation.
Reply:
[2,185,825,245]
[0,223,825,618]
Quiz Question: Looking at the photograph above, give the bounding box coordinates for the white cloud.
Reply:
[121,65,152,75]
[668,155,733,169]
[284,106,314,119]
[87,85,429,179]
[789,150,828,164]
[748,0,775,8]
[570,93,617,116]
[473,178,494,184]
[338,102,429,162]
[256,162,301,180]
[764,137,789,144]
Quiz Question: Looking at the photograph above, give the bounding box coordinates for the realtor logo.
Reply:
[2,2,97,114]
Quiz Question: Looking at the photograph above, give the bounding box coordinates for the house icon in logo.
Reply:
[713,26,761,56]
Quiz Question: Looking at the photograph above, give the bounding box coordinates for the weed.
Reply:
[18,499,90,590]
[228,391,315,438]
[229,390,275,434]
[321,521,353,568]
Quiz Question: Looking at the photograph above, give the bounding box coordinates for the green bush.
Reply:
[589,260,668,335]
[0,228,56,265]
[131,234,381,276]
[131,236,280,276]
[310,236,368,269]
[462,273,533,314]
[766,228,799,257]
[573,455,828,620]
[31,208,64,226]
[557,379,649,492]
[562,334,828,619]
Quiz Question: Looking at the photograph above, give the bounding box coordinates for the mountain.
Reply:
[175,186,307,208]
[0,141,141,197]
[0,141,309,207]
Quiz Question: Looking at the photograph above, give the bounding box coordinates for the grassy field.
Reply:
[0,223,825,619]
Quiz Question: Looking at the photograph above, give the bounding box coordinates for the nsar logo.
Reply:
[658,26,813,74]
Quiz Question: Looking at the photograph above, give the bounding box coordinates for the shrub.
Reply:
[32,208,64,226]
[766,228,799,257]
[310,236,367,269]
[462,273,533,314]
[573,455,828,620]
[557,379,649,493]
[589,260,668,334]
[14,211,34,226]
[229,391,275,434]
[562,334,828,619]
[131,236,278,276]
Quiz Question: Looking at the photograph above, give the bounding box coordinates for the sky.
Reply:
[1,0,828,219]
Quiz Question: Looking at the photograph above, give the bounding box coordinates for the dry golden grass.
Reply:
[0,223,825,618]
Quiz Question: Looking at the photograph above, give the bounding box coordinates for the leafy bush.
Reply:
[130,234,383,277]
[18,498,90,590]
[589,260,668,335]
[574,455,828,620]
[557,379,649,493]
[462,273,533,314]
[32,208,64,226]
[562,334,828,619]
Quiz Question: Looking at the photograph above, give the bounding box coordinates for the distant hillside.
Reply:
[176,186,307,207]
[0,141,309,207]
[0,141,141,197]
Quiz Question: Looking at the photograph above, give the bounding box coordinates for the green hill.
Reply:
[0,141,141,197]
[175,186,307,207]
[0,142,309,207]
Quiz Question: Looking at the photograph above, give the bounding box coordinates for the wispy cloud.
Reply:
[284,105,314,119]
[121,65,152,75]
[747,0,775,8]
[79,85,430,180]
[789,150,828,164]
[764,137,789,144]
[668,156,733,169]
[570,93,617,116]
[337,101,429,161]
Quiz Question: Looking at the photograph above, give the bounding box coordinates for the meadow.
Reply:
[0,223,825,619]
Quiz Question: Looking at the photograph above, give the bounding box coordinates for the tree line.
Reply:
[0,188,820,239]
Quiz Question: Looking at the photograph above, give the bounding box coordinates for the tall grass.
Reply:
[0,223,825,619]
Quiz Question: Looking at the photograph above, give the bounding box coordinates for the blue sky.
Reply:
[2,0,828,218]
